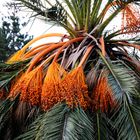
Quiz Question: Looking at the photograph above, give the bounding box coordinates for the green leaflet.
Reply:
[0,61,28,88]
[16,103,94,140]
[0,98,18,137]
[92,111,115,140]
[98,53,140,140]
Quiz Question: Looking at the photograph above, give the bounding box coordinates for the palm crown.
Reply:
[0,0,140,139]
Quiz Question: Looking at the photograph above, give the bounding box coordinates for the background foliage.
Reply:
[0,3,33,62]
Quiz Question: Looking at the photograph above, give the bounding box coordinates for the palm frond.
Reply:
[16,103,94,140]
[0,61,28,89]
[92,111,115,140]
[15,0,140,37]
[113,99,140,140]
[15,0,66,22]
[0,96,18,139]
[98,53,140,139]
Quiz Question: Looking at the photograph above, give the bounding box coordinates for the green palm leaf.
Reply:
[0,61,28,88]
[16,103,94,140]
[114,99,140,140]
[92,112,115,140]
[99,53,140,139]
[0,97,18,138]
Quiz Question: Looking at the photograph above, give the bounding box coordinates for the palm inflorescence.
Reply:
[0,0,140,139]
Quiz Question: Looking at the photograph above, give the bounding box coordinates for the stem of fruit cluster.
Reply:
[99,36,106,57]
[53,37,84,62]
[23,44,51,59]
[22,33,65,51]
[78,45,93,67]
[26,42,65,73]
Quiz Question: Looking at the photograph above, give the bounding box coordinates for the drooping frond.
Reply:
[113,99,140,140]
[92,112,115,140]
[16,103,94,140]
[98,56,140,139]
[0,61,28,99]
[0,98,16,133]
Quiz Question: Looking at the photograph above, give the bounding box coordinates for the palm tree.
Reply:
[0,0,140,139]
